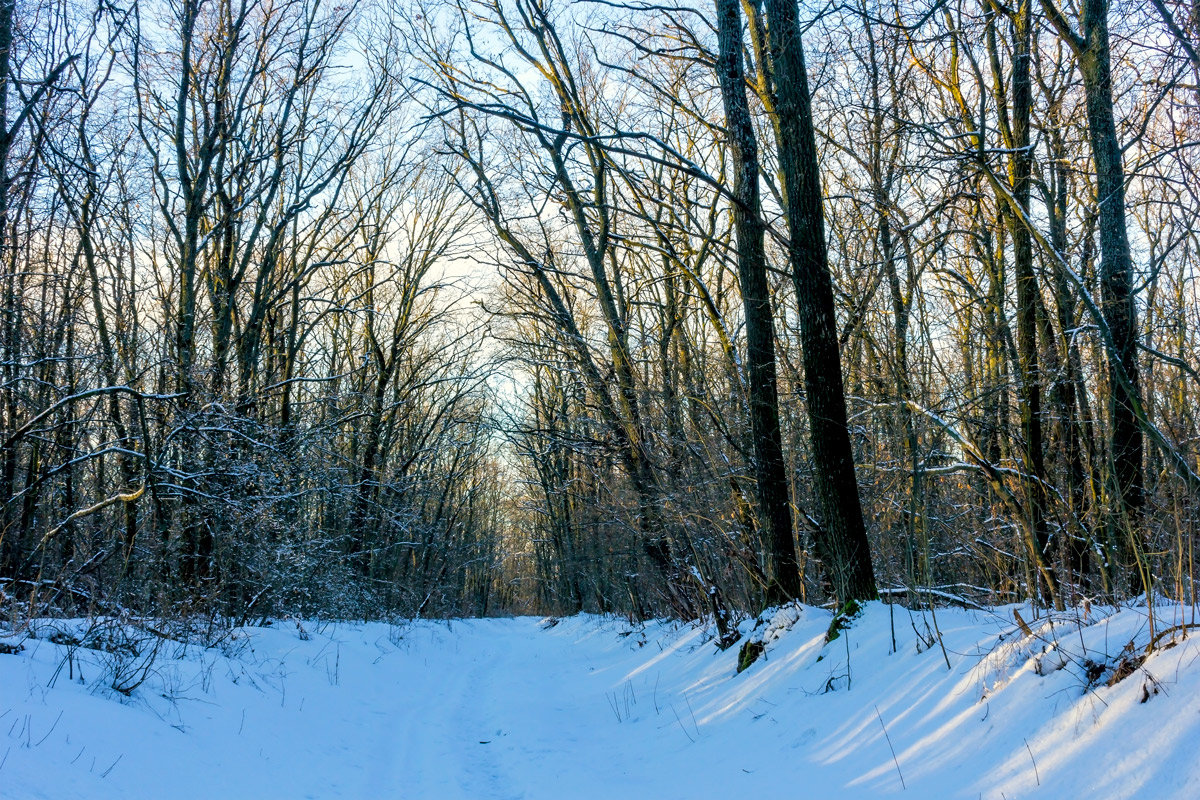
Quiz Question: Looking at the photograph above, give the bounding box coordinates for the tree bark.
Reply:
[991,0,1059,607]
[1041,0,1146,589]
[761,0,877,602]
[713,0,802,604]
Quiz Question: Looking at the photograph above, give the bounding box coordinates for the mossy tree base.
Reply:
[736,639,765,673]
[826,599,863,643]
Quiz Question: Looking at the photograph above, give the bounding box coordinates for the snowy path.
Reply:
[4,607,1200,799]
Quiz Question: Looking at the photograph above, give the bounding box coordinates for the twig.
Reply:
[670,704,696,743]
[875,705,905,790]
[684,692,700,738]
[34,711,63,747]
[929,601,952,671]
[1148,622,1200,652]
[100,754,123,778]
[1024,738,1040,786]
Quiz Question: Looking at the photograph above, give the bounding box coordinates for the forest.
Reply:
[1,0,1198,629]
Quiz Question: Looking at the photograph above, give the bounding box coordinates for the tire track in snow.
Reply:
[387,623,526,800]
[449,624,523,800]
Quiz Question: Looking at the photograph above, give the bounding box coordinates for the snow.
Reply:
[2,602,1198,799]
[754,603,804,646]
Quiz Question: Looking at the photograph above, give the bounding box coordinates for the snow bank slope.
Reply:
[2,603,1197,799]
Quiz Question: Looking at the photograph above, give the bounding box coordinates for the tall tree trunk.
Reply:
[713,0,802,604]
[1043,125,1092,592]
[0,0,18,581]
[992,0,1059,607]
[1042,0,1146,590]
[762,0,876,602]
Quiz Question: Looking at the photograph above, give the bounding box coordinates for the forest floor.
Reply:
[2,600,1198,799]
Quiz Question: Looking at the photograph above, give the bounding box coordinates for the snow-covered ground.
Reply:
[2,601,1198,799]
